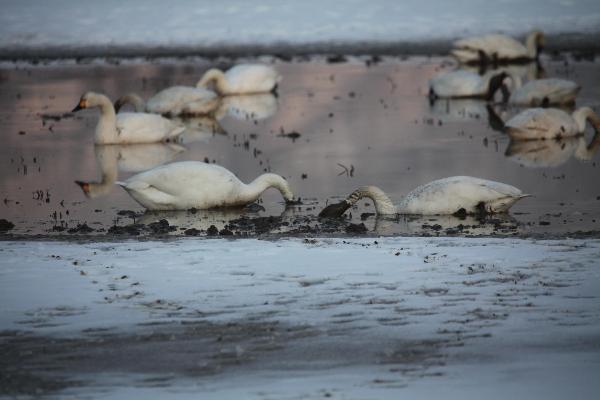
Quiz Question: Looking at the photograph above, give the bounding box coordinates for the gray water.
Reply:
[1,56,600,237]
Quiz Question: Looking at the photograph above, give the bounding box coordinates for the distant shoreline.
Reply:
[1,32,599,62]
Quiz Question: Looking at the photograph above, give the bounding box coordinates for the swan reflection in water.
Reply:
[136,202,302,233]
[505,131,600,168]
[214,93,278,122]
[358,213,522,236]
[171,93,278,144]
[428,99,506,133]
[75,143,185,198]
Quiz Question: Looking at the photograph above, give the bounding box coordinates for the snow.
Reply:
[1,0,599,55]
[1,237,599,398]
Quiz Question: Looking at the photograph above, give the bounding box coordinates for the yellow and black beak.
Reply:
[71,98,87,112]
[75,180,90,196]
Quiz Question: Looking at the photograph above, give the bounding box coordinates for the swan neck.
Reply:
[115,93,145,112]
[197,69,228,94]
[525,31,542,58]
[345,186,397,215]
[93,94,118,144]
[244,173,293,203]
[573,107,598,133]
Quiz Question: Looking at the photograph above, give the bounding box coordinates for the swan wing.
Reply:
[511,79,580,105]
[146,86,217,115]
[505,108,577,139]
[116,113,185,143]
[430,71,485,97]
[225,64,281,93]
[399,176,524,215]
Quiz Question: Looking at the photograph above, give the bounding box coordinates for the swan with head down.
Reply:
[114,86,219,116]
[196,64,281,96]
[429,70,508,100]
[502,78,580,107]
[117,161,295,211]
[505,107,600,140]
[319,176,529,218]
[72,92,185,144]
[451,30,545,65]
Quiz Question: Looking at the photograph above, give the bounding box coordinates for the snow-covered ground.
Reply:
[1,237,599,399]
[2,0,600,57]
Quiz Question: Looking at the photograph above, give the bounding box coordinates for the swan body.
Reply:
[505,107,600,140]
[451,31,545,64]
[196,64,281,95]
[114,86,219,116]
[319,176,528,217]
[72,92,185,144]
[429,70,507,100]
[506,79,580,106]
[117,161,294,210]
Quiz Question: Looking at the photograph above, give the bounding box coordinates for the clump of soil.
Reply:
[67,223,94,234]
[0,219,15,232]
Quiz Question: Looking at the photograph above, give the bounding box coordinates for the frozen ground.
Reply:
[1,237,599,399]
[2,0,600,58]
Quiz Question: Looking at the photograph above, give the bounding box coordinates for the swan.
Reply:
[451,31,545,65]
[504,107,600,140]
[319,176,529,218]
[503,78,580,106]
[71,92,185,144]
[429,70,508,100]
[116,161,294,210]
[196,64,281,96]
[76,143,185,198]
[114,86,220,116]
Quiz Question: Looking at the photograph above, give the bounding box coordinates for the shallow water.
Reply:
[1,56,600,236]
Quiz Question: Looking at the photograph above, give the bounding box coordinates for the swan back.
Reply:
[430,70,506,99]
[509,79,580,106]
[505,108,580,140]
[397,176,526,215]
[146,86,217,115]
[115,113,185,144]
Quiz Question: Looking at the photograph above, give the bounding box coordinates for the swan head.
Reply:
[319,186,397,218]
[75,180,91,196]
[72,92,110,112]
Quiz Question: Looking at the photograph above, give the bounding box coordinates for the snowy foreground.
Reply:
[1,237,599,399]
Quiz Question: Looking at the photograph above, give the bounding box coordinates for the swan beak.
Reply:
[71,99,87,112]
[75,180,90,196]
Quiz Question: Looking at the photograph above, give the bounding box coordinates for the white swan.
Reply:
[429,70,508,100]
[116,161,294,210]
[196,64,281,96]
[319,176,529,218]
[504,107,600,140]
[451,31,545,65]
[72,92,185,144]
[76,143,185,198]
[114,86,220,116]
[503,78,580,106]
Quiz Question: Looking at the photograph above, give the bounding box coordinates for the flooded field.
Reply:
[1,55,600,237]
